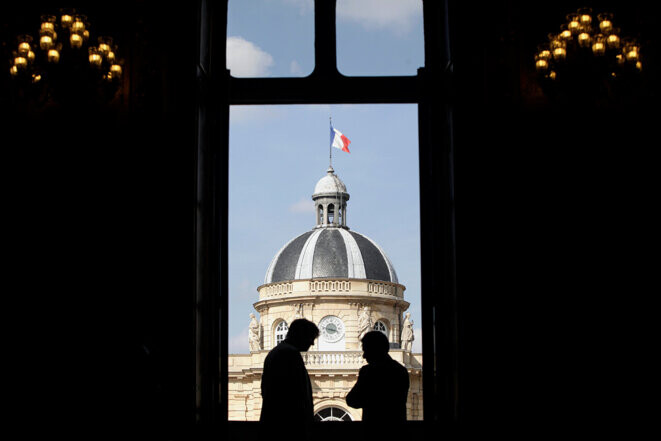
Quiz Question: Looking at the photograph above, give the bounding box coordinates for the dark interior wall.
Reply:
[1,1,657,438]
[451,1,659,431]
[1,1,197,436]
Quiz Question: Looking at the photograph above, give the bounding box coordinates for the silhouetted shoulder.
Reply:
[346,355,409,422]
[260,340,314,424]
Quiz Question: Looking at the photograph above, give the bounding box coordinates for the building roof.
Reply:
[264,228,398,284]
[313,166,347,195]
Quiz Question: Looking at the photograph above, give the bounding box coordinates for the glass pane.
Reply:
[227,0,314,77]
[228,105,422,421]
[336,0,424,76]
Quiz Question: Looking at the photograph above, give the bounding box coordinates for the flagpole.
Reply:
[329,116,333,169]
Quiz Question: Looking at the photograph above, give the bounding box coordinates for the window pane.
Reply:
[228,105,422,421]
[227,0,314,77]
[336,0,424,76]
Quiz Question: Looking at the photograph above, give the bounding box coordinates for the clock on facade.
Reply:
[319,316,345,343]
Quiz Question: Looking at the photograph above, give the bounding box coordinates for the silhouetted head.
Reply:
[361,331,390,363]
[285,319,319,352]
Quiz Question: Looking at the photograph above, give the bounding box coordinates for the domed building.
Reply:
[228,166,422,421]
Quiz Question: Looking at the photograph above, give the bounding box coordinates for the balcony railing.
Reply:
[228,349,421,373]
[257,279,405,301]
[302,351,365,369]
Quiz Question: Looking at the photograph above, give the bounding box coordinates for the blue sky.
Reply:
[227,0,424,77]
[227,1,424,353]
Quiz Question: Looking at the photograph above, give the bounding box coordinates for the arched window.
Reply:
[327,203,334,224]
[314,407,353,422]
[373,320,388,336]
[274,320,288,346]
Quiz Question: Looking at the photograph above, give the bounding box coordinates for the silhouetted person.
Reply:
[346,331,409,434]
[260,318,319,440]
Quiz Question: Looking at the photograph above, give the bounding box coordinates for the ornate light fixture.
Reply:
[8,9,124,102]
[534,7,642,93]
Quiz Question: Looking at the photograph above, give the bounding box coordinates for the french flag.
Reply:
[330,123,351,153]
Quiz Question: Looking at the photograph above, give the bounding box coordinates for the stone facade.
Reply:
[227,277,423,421]
[255,278,408,351]
[228,347,422,421]
[227,166,423,421]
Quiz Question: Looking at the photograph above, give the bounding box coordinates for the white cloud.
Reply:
[290,60,303,76]
[289,197,315,214]
[226,36,274,77]
[337,0,422,35]
[229,327,250,354]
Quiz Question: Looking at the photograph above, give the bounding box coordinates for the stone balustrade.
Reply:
[228,350,422,374]
[309,280,352,293]
[260,282,294,297]
[302,351,365,369]
[257,278,405,301]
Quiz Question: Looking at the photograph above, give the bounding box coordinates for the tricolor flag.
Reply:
[330,123,351,153]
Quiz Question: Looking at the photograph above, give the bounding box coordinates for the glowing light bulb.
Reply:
[40,35,53,50]
[536,59,549,71]
[592,41,605,55]
[89,52,103,67]
[110,64,122,75]
[553,47,566,60]
[607,34,620,48]
[578,32,591,48]
[600,20,612,33]
[61,14,73,27]
[48,49,60,63]
[70,33,83,48]
[72,20,85,32]
[592,35,606,55]
[14,56,28,69]
[18,42,31,55]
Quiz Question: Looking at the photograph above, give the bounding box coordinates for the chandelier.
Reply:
[8,9,123,104]
[534,8,642,97]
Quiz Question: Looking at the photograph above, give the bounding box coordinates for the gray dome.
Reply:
[264,228,398,284]
[313,167,347,195]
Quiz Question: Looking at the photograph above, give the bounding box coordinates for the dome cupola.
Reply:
[263,166,398,285]
[313,165,350,228]
[263,228,398,284]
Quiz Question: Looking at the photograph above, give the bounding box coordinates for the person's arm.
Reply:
[345,366,368,409]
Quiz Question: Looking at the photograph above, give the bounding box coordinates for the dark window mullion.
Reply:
[312,0,339,78]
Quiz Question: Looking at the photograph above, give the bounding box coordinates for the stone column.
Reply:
[394,306,401,346]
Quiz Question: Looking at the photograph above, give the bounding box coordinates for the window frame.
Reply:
[373,320,388,337]
[274,320,288,347]
[195,0,457,435]
[314,406,353,422]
